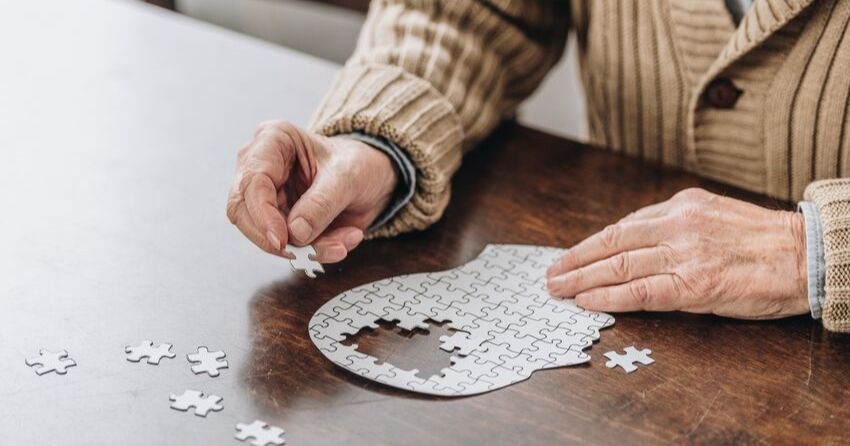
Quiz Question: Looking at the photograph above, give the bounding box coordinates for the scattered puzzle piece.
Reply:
[285,244,323,278]
[309,244,615,396]
[25,349,77,375]
[235,420,286,446]
[125,340,175,365]
[169,389,223,417]
[604,346,654,373]
[187,346,228,377]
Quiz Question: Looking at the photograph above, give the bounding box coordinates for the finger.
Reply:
[229,201,286,257]
[547,247,670,298]
[245,173,289,253]
[546,217,669,278]
[287,172,353,246]
[244,122,302,187]
[228,125,302,252]
[226,181,245,225]
[574,274,683,312]
[311,226,365,263]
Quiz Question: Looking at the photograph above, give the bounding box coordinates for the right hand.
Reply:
[226,120,399,263]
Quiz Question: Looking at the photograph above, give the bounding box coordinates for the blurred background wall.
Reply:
[174,0,588,141]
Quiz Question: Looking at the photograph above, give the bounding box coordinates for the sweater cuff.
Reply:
[798,201,826,319]
[309,63,464,238]
[804,179,850,332]
[336,132,417,233]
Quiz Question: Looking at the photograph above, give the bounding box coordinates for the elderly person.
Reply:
[227,0,850,331]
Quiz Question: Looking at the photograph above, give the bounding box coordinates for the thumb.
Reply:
[287,172,352,245]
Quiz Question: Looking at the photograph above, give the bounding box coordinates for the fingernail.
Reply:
[343,230,363,248]
[547,258,569,278]
[289,217,312,243]
[548,275,567,288]
[266,230,281,252]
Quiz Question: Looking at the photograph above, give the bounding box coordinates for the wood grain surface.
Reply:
[258,123,850,446]
[1,1,848,445]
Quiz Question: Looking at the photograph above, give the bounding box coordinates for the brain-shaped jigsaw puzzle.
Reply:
[309,244,615,396]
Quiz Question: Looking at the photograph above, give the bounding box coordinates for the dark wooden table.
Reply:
[2,1,848,445]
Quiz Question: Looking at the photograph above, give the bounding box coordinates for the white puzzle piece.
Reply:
[25,349,77,375]
[186,346,229,377]
[169,389,224,417]
[125,340,175,365]
[604,346,654,373]
[235,420,286,446]
[285,244,323,278]
[308,244,615,396]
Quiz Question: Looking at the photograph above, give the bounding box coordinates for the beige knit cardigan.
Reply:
[309,0,850,331]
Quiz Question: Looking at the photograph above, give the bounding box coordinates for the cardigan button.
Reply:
[704,78,742,109]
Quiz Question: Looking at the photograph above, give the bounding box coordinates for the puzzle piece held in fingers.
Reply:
[285,244,324,278]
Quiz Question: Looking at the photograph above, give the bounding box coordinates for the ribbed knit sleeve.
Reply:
[804,179,850,332]
[309,0,569,237]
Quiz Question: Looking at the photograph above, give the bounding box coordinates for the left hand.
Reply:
[546,188,810,319]
[225,121,398,263]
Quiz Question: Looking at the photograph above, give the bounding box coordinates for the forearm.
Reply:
[310,0,569,236]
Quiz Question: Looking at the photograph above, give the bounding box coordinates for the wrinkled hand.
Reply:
[227,120,397,263]
[546,188,809,319]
